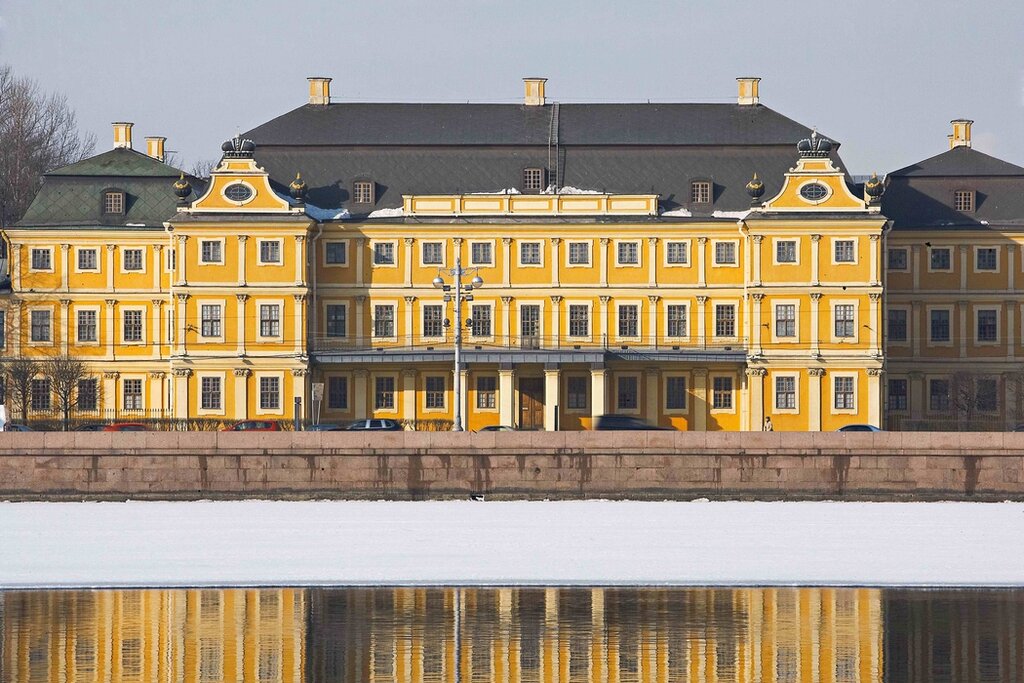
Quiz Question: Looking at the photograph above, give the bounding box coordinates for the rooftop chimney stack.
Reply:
[949,119,973,149]
[523,77,547,106]
[146,136,166,162]
[112,122,134,149]
[308,77,332,105]
[736,77,761,105]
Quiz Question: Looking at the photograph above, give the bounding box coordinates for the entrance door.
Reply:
[520,305,541,349]
[519,377,545,430]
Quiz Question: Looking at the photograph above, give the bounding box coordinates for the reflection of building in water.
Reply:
[306,587,882,682]
[0,589,305,683]
[884,590,1024,682]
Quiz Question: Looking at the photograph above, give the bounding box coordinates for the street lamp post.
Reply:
[433,257,483,431]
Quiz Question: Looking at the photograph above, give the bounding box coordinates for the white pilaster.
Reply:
[402,369,417,424]
[693,369,708,431]
[869,234,880,286]
[590,366,606,425]
[404,296,416,347]
[551,238,561,287]
[549,296,562,348]
[810,234,821,286]
[644,367,659,424]
[647,237,658,287]
[599,238,610,287]
[355,238,365,287]
[696,296,708,348]
[293,294,305,355]
[911,245,921,292]
[867,369,883,428]
[354,296,365,342]
[60,244,70,292]
[151,299,163,359]
[958,299,968,358]
[172,369,190,419]
[176,293,188,356]
[751,235,763,286]
[544,367,560,431]
[152,244,163,292]
[59,299,70,355]
[499,367,515,427]
[697,237,708,287]
[105,299,117,361]
[810,293,822,357]
[502,238,512,288]
[752,293,764,356]
[403,238,414,288]
[501,296,513,347]
[106,245,116,291]
[176,235,188,286]
[747,367,766,431]
[647,295,659,348]
[808,368,824,431]
[869,293,881,356]
[353,369,368,420]
[233,368,250,419]
[599,296,610,347]
[237,235,248,286]
[236,294,248,356]
[294,235,306,286]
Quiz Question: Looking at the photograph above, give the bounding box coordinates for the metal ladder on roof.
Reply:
[547,102,560,192]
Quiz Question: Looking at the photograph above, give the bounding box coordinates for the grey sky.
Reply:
[2,0,1022,176]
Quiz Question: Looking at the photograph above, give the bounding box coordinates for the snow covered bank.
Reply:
[0,500,1020,589]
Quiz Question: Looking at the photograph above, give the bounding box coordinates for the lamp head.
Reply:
[471,275,484,288]
[432,276,445,289]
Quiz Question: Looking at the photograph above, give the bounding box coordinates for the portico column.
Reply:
[501,296,513,347]
[237,235,248,286]
[499,365,515,427]
[173,368,191,419]
[693,369,708,431]
[867,368,883,427]
[105,299,117,361]
[647,295,659,348]
[747,367,766,430]
[644,368,659,425]
[353,369,369,420]
[402,369,417,425]
[551,238,561,287]
[60,244,70,292]
[236,294,248,356]
[59,299,70,355]
[233,368,251,419]
[697,237,708,287]
[909,371,924,421]
[549,296,562,348]
[590,365,607,424]
[810,293,822,357]
[544,366,560,431]
[403,238,414,287]
[647,237,658,287]
[502,238,512,288]
[808,368,824,431]
[810,234,821,286]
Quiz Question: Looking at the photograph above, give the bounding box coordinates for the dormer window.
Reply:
[523,168,545,193]
[353,181,374,205]
[103,191,124,215]
[954,190,975,212]
[690,181,711,204]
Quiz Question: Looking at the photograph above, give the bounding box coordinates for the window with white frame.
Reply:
[834,376,855,410]
[617,376,638,411]
[374,376,395,410]
[259,304,280,337]
[519,242,541,265]
[77,310,97,343]
[373,242,395,265]
[617,305,638,338]
[887,309,907,342]
[834,304,855,338]
[373,305,395,337]
[103,191,124,214]
[30,248,51,270]
[930,248,951,270]
[712,376,733,409]
[259,240,281,264]
[200,240,222,264]
[353,181,374,204]
[167,248,176,271]
[30,310,51,342]
[123,248,144,271]
[775,376,796,410]
[775,304,796,338]
[470,304,491,337]
[259,376,281,410]
[776,240,797,263]
[954,190,975,212]
[78,248,98,271]
[201,376,222,410]
[325,242,347,265]
[326,304,347,337]
[666,376,687,410]
[714,242,736,265]
[977,309,998,342]
[123,379,143,411]
[568,304,589,338]
[666,241,688,265]
[667,304,687,337]
[930,309,950,342]
[887,248,908,270]
[568,242,590,265]
[888,379,908,411]
[77,379,98,411]
[976,248,997,271]
[476,376,496,409]
[470,242,492,265]
[200,304,221,338]
[834,240,855,263]
[714,304,735,337]
[425,376,446,409]
[567,376,588,410]
[523,168,545,192]
[617,241,639,265]
[929,378,950,412]
[328,376,348,410]
[691,181,711,204]
[123,309,143,342]
[422,304,443,337]
[31,378,51,411]
[421,242,443,265]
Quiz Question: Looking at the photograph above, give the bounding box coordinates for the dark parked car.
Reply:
[74,423,108,432]
[346,419,403,431]
[305,423,346,431]
[477,425,516,432]
[103,423,149,432]
[593,414,671,431]
[836,424,882,432]
[4,423,34,432]
[222,420,282,432]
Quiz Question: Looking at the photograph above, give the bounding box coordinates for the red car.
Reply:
[221,420,282,432]
[102,423,149,432]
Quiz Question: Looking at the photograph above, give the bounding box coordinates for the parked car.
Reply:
[477,425,516,432]
[4,423,34,432]
[222,420,282,432]
[836,424,882,432]
[305,423,346,431]
[103,423,149,432]
[1013,424,1024,432]
[75,423,108,432]
[346,419,403,431]
[593,414,671,431]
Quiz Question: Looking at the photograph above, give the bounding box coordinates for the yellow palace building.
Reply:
[2,77,887,430]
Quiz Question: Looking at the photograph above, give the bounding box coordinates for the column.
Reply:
[294,235,306,286]
[697,237,708,287]
[353,369,368,419]
[60,244,70,292]
[867,369,883,427]
[233,368,250,419]
[499,365,515,427]
[644,368,659,424]
[355,238,365,287]
[869,293,881,356]
[292,368,308,419]
[810,293,822,357]
[176,293,188,356]
[909,371,924,421]
[599,296,610,348]
[810,234,821,286]
[647,295,659,347]
[747,368,766,431]
[106,244,116,291]
[502,238,512,288]
[235,294,248,356]
[752,293,764,356]
[807,368,824,431]
[549,295,562,348]
[544,366,560,431]
[59,299,70,355]
[693,369,708,431]
[404,296,417,347]
[751,235,763,286]
[402,369,417,424]
[869,234,881,286]
[500,296,513,347]
[237,235,248,286]
[105,299,117,361]
[403,238,414,287]
[152,244,163,291]
[911,245,921,291]
[151,299,163,359]
[176,235,188,285]
[958,300,968,358]
[103,371,119,415]
[551,238,561,287]
[647,237,658,287]
[599,237,610,287]
[696,296,708,348]
[293,294,306,355]
[354,295,366,342]
[149,371,165,415]
[959,245,969,290]
[1003,372,1017,430]
[590,365,606,424]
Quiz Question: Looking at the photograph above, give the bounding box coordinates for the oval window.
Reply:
[224,183,254,203]
[799,183,829,201]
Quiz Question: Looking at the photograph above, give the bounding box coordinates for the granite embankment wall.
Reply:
[0,432,1022,501]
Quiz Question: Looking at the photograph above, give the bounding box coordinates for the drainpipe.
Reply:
[164,222,175,422]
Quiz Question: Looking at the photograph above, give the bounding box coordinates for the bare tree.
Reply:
[190,158,217,180]
[950,371,979,426]
[47,354,87,430]
[4,356,40,421]
[0,64,96,226]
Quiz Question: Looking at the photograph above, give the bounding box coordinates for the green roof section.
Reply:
[48,147,185,177]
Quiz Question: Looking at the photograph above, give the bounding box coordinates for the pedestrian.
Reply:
[763,415,773,432]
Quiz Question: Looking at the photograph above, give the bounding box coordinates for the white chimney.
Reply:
[736,77,761,105]
[308,76,332,105]
[949,119,973,149]
[523,77,547,106]
[112,122,134,149]
[146,136,166,162]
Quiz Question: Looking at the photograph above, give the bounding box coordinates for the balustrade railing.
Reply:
[310,334,750,354]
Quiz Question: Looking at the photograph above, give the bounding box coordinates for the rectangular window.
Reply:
[200,240,222,264]
[691,181,711,204]
[326,304,347,337]
[30,378,51,412]
[888,379,908,411]
[201,304,221,338]
[353,181,374,204]
[77,310,97,343]
[954,190,975,212]
[476,376,496,409]
[929,379,950,412]
[977,309,998,342]
[976,247,997,271]
[123,379,143,411]
[667,304,687,337]
[30,310,51,342]
[887,248,908,270]
[834,240,855,263]
[422,304,443,338]
[373,242,395,265]
[666,376,687,410]
[887,309,908,342]
[259,304,280,337]
[775,376,796,410]
[617,242,639,265]
[775,304,796,338]
[167,248,176,271]
[712,376,733,410]
[259,376,280,410]
[930,248,951,270]
[567,376,588,410]
[714,242,736,265]
[470,305,491,337]
[374,376,395,410]
[425,376,446,409]
[373,305,395,337]
[714,304,735,337]
[930,309,950,342]
[776,240,797,263]
[77,379,98,411]
[259,240,281,264]
[568,305,589,338]
[523,167,544,192]
[834,304,855,338]
[666,241,688,265]
[617,304,638,338]
[104,191,124,214]
[520,242,541,265]
[78,248,98,271]
[834,376,855,410]
[520,304,540,346]
[325,242,347,265]
[123,248,144,271]
[422,242,443,265]
[201,376,221,410]
[471,242,492,265]
[617,376,638,411]
[123,309,143,342]
[327,376,349,410]
[30,248,51,270]
[568,242,590,265]
[976,378,998,412]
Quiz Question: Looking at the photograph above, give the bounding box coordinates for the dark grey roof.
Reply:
[890,146,1024,178]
